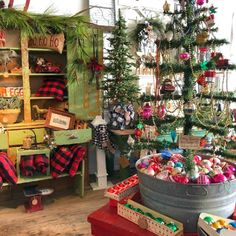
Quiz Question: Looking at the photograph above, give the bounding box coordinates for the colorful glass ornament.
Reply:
[134,128,142,138]
[183,101,196,115]
[163,0,170,13]
[196,32,208,45]
[136,122,144,129]
[196,0,204,6]
[140,103,152,119]
[170,130,177,142]
[197,74,207,86]
[205,14,215,28]
[179,52,190,60]
[160,79,175,93]
[156,104,166,119]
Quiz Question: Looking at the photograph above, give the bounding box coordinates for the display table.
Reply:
[87,203,198,236]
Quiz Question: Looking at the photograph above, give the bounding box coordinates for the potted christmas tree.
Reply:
[0,96,21,124]
[102,10,140,131]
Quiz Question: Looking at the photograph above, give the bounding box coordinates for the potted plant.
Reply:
[0,97,21,124]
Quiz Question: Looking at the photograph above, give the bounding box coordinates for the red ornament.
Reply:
[196,0,204,6]
[204,70,216,78]
[134,128,142,138]
[197,74,207,86]
[156,104,166,119]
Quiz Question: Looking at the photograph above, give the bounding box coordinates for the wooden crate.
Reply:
[118,199,184,236]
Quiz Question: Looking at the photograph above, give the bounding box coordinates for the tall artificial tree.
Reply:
[102,10,140,105]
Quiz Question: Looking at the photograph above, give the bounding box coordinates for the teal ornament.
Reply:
[137,123,144,129]
[171,130,177,142]
[166,222,178,232]
[200,61,208,71]
[175,162,183,168]
[203,216,214,224]
[155,217,165,224]
[229,221,236,228]
[144,212,154,219]
[209,6,217,14]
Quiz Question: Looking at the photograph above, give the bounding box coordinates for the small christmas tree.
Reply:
[102,10,140,105]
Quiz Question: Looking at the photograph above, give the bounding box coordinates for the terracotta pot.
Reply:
[0,109,21,124]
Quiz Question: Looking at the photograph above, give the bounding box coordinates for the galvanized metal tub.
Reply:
[136,155,236,233]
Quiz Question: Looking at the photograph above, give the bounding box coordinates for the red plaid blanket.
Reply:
[0,152,18,184]
[35,78,66,101]
[20,155,35,177]
[34,154,49,174]
[51,145,86,178]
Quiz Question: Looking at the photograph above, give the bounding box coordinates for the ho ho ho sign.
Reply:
[28,33,65,54]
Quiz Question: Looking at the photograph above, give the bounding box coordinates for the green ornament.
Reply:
[137,123,144,129]
[124,203,133,209]
[200,61,208,71]
[166,222,178,232]
[144,212,154,219]
[155,217,165,224]
[135,208,144,214]
[203,216,215,224]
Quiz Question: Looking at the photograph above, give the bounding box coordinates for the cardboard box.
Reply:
[198,213,236,236]
[118,199,184,236]
[104,174,139,201]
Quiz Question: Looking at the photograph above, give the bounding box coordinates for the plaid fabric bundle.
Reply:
[20,155,35,177]
[35,78,66,101]
[34,154,49,174]
[69,146,86,177]
[51,145,86,178]
[0,152,18,184]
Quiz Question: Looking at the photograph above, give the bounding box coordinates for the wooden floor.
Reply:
[0,189,107,236]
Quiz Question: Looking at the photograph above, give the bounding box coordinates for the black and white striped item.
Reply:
[109,103,135,130]
[92,124,108,149]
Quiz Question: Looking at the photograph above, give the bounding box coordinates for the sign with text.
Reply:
[0,87,23,97]
[28,33,65,54]
[178,134,201,150]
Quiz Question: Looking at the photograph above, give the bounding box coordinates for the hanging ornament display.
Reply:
[196,32,208,45]
[160,78,175,94]
[183,101,196,115]
[179,52,190,60]
[156,104,166,119]
[197,74,207,86]
[140,102,152,119]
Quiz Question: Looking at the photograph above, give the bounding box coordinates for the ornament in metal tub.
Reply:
[135,154,236,233]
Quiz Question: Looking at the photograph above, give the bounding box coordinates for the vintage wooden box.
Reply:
[118,199,184,236]
[53,128,92,145]
[104,174,139,201]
